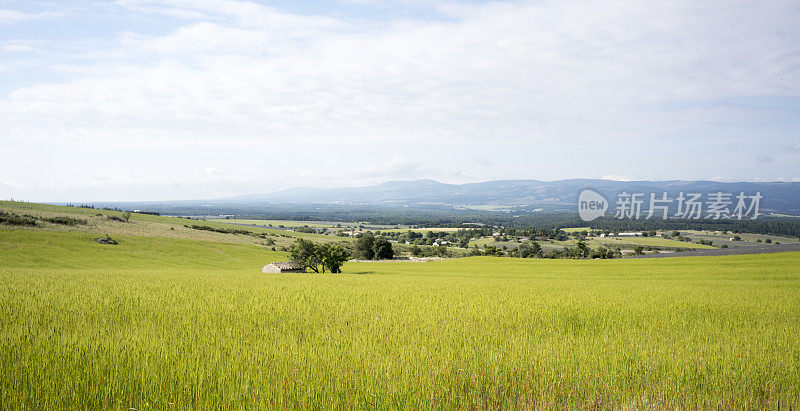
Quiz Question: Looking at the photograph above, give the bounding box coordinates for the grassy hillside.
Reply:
[0,201,349,248]
[596,236,717,249]
[2,215,799,407]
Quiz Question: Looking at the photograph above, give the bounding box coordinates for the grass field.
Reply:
[0,201,348,248]
[378,227,465,234]
[206,218,396,230]
[597,236,717,249]
[469,235,717,251]
[681,230,800,247]
[561,227,591,233]
[3,205,800,407]
[207,218,348,228]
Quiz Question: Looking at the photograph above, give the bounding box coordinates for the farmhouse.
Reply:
[262,261,304,273]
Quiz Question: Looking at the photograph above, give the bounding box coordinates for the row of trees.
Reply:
[353,233,394,260]
[288,234,395,273]
[289,239,349,273]
[470,241,621,259]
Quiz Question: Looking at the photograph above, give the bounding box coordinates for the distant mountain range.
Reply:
[76,179,800,216]
[223,179,800,215]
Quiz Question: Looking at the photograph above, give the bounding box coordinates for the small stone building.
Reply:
[262,261,304,273]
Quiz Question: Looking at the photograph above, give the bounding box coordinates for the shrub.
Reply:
[0,211,38,226]
[373,238,394,260]
[42,216,87,226]
[189,225,253,235]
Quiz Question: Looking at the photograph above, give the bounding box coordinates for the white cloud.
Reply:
[4,0,799,150]
[473,158,493,167]
[0,9,61,23]
[298,155,438,185]
[755,154,775,163]
[1,0,799,200]
[2,181,25,190]
[601,175,640,182]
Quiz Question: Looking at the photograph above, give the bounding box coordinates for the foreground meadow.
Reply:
[1,228,799,408]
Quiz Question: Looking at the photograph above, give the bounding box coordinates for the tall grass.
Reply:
[1,229,799,408]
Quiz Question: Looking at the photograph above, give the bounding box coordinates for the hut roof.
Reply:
[268,261,301,270]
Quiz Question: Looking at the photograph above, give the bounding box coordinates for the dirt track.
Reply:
[629,243,800,258]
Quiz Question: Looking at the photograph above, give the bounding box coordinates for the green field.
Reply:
[378,227,465,234]
[470,235,717,251]
[561,226,591,233]
[597,236,717,249]
[207,218,346,228]
[206,218,395,230]
[0,201,348,248]
[2,203,800,407]
[681,230,800,247]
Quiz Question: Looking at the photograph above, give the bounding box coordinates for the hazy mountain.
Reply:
[76,179,800,216]
[224,179,800,214]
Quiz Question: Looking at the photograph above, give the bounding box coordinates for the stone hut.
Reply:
[262,261,304,273]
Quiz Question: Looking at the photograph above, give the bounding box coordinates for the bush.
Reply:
[42,216,87,226]
[189,225,253,235]
[373,238,394,260]
[0,211,38,226]
[512,242,542,258]
[354,233,375,259]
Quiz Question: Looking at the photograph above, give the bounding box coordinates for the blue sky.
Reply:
[1,0,799,201]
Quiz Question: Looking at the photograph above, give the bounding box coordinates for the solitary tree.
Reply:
[318,243,349,273]
[290,238,321,272]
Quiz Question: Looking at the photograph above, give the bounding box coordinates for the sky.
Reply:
[1,0,799,202]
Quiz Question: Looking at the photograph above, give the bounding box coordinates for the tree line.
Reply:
[288,233,395,273]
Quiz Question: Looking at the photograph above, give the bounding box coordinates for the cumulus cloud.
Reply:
[1,0,799,200]
[3,0,799,150]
